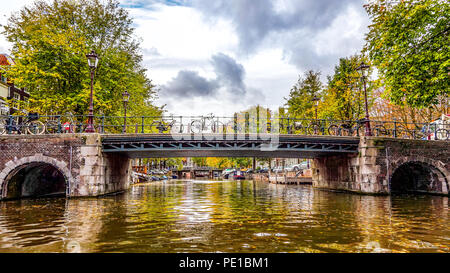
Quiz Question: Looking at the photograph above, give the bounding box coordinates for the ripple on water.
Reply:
[0,180,449,253]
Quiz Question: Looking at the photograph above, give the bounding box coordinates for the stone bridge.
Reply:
[312,137,449,195]
[0,133,448,200]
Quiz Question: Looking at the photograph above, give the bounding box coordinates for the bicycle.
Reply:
[331,119,366,137]
[307,120,323,135]
[0,112,45,135]
[291,120,308,135]
[190,114,223,133]
[151,117,184,133]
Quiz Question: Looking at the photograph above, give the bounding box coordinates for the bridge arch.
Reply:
[390,156,449,195]
[0,155,73,199]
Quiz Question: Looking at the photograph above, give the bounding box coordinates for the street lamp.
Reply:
[312,95,320,120]
[122,90,130,133]
[356,61,372,136]
[85,50,98,133]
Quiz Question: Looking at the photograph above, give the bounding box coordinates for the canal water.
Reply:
[0,180,448,253]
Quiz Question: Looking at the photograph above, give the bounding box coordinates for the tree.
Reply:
[192,157,207,167]
[285,70,323,119]
[235,104,273,133]
[371,86,448,124]
[320,55,374,121]
[364,0,449,108]
[1,0,161,120]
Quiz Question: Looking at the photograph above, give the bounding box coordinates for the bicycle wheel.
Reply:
[352,125,365,137]
[394,126,410,139]
[328,124,340,136]
[170,121,184,134]
[151,121,166,133]
[190,120,203,133]
[0,117,8,134]
[436,129,449,140]
[373,125,387,136]
[339,124,352,136]
[27,120,46,135]
[307,124,321,135]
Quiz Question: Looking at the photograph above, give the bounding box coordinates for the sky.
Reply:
[0,0,371,116]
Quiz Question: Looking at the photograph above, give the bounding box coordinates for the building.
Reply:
[0,53,30,114]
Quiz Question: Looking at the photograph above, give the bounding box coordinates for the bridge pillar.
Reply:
[311,137,390,194]
[76,134,131,197]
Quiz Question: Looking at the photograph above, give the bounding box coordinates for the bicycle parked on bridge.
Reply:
[0,112,45,135]
[45,112,76,134]
[190,114,225,133]
[151,116,184,133]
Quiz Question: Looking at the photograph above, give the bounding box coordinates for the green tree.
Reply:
[364,0,449,108]
[1,0,161,120]
[320,55,374,121]
[192,157,207,167]
[285,70,323,119]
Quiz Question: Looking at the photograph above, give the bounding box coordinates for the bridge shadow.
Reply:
[2,163,66,200]
[390,161,448,195]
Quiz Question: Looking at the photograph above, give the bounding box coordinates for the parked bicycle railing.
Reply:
[0,114,448,140]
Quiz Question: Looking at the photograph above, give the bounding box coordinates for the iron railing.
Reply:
[0,114,449,140]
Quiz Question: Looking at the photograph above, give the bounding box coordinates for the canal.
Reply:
[0,180,448,253]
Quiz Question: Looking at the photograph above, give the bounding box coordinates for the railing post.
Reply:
[287,117,291,134]
[79,119,83,133]
[234,113,238,133]
[393,118,397,138]
[8,115,13,134]
[433,122,437,140]
[321,119,325,135]
[245,112,249,134]
[57,115,62,133]
[101,115,105,133]
[141,116,145,134]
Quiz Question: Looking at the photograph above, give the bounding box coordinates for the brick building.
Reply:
[0,53,30,115]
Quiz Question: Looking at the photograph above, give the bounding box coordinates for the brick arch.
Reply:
[389,156,449,195]
[0,155,73,198]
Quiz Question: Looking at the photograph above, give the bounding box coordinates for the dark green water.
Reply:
[0,180,449,253]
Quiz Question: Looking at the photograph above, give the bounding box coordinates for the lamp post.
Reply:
[122,90,130,133]
[85,50,98,133]
[356,61,372,136]
[312,95,320,120]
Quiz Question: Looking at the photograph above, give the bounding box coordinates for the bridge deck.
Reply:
[101,134,360,158]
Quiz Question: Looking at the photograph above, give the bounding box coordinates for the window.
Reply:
[0,74,6,83]
[11,92,20,109]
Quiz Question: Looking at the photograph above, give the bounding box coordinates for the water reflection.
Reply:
[0,180,448,253]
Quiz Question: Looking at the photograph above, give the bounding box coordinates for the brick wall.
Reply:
[312,137,450,195]
[0,134,130,198]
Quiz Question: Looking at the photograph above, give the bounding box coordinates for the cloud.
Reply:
[162,70,219,97]
[161,53,249,98]
[191,0,369,74]
[211,53,245,95]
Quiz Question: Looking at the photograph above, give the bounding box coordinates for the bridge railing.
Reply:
[0,114,448,140]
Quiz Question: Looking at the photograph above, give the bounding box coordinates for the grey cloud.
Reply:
[211,53,245,95]
[162,70,219,97]
[142,47,161,56]
[193,0,362,50]
[191,0,368,73]
[161,53,250,98]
